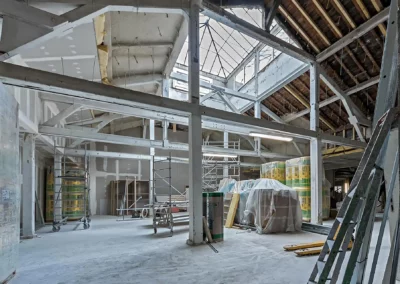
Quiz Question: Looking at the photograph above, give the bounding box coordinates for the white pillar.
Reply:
[163,120,169,142]
[54,152,62,222]
[223,132,229,178]
[22,134,35,237]
[187,0,203,246]
[254,101,261,153]
[310,62,323,224]
[138,124,147,179]
[149,119,155,215]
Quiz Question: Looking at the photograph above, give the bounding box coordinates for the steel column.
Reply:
[149,119,155,215]
[187,0,203,245]
[310,63,323,224]
[223,131,229,178]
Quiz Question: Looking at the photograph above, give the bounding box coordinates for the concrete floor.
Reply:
[13,216,391,284]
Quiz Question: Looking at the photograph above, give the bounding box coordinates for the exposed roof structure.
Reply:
[251,0,388,135]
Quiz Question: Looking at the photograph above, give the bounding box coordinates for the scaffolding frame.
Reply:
[111,177,150,221]
[52,146,91,232]
[151,153,189,236]
[202,140,241,191]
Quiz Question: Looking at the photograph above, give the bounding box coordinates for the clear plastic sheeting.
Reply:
[244,179,302,234]
[233,180,259,224]
[217,178,237,194]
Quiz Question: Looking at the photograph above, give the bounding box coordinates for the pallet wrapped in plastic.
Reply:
[233,179,259,225]
[244,179,302,234]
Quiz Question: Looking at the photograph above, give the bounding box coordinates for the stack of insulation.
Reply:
[286,157,330,221]
[260,161,286,184]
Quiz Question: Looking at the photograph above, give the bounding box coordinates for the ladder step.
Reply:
[317,260,325,272]
[326,240,334,250]
[336,217,356,224]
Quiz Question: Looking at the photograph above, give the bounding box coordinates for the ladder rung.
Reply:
[317,260,325,272]
[336,217,356,224]
[326,240,334,250]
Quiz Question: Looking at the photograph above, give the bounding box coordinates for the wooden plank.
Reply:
[203,216,213,242]
[284,241,325,251]
[225,193,240,228]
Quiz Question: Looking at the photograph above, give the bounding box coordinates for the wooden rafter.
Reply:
[279,5,359,89]
[268,96,292,114]
[292,0,369,81]
[351,0,386,36]
[331,0,383,50]
[313,0,380,74]
[333,54,359,84]
[278,6,320,52]
[275,90,301,112]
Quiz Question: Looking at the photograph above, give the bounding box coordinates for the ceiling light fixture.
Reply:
[249,132,293,142]
[203,153,237,158]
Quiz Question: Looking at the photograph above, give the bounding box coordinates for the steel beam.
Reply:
[0,62,366,148]
[42,103,82,127]
[68,113,122,148]
[171,71,256,101]
[24,0,190,8]
[320,68,368,142]
[201,1,315,63]
[240,63,310,113]
[373,0,398,128]
[264,0,282,32]
[112,74,163,87]
[62,148,261,167]
[317,7,390,63]
[284,76,380,122]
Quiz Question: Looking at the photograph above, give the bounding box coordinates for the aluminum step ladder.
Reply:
[308,107,400,284]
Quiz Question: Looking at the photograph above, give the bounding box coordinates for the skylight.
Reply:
[177,8,263,78]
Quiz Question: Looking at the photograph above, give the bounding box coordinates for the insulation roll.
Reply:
[293,186,311,222]
[260,161,285,184]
